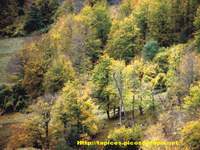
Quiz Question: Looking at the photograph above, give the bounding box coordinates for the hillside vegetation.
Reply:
[1,0,200,149]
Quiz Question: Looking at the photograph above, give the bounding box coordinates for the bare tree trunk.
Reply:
[113,72,125,125]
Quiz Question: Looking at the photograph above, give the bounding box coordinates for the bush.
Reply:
[183,82,200,116]
[153,49,169,73]
[106,125,142,149]
[181,120,200,150]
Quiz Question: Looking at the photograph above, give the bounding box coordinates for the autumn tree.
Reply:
[22,36,56,98]
[50,12,102,72]
[43,55,75,94]
[52,81,99,147]
[7,99,57,149]
[167,49,200,107]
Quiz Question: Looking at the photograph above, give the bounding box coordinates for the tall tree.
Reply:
[92,55,114,119]
[52,81,99,147]
[106,15,142,63]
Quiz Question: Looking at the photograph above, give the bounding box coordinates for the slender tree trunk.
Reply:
[107,102,110,119]
[113,72,124,125]
[118,106,120,117]
[45,121,49,149]
[122,100,126,118]
[152,93,155,113]
[63,122,67,143]
[139,105,144,116]
[132,95,135,123]
[106,109,110,119]
[113,106,116,118]
[119,97,122,125]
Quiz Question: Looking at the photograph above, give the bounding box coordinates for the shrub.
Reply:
[183,82,200,116]
[181,120,200,150]
[106,125,142,149]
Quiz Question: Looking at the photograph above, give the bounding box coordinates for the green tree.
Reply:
[106,15,141,63]
[93,3,111,44]
[92,55,114,119]
[134,0,200,45]
[147,0,174,46]
[24,3,44,33]
[77,3,111,49]
[143,40,160,60]
[0,83,29,113]
[24,0,59,33]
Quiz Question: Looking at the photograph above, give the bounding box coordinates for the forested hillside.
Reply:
[1,0,200,149]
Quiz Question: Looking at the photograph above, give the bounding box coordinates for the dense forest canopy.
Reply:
[1,0,200,149]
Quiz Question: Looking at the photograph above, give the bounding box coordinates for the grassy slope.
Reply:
[0,37,27,83]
